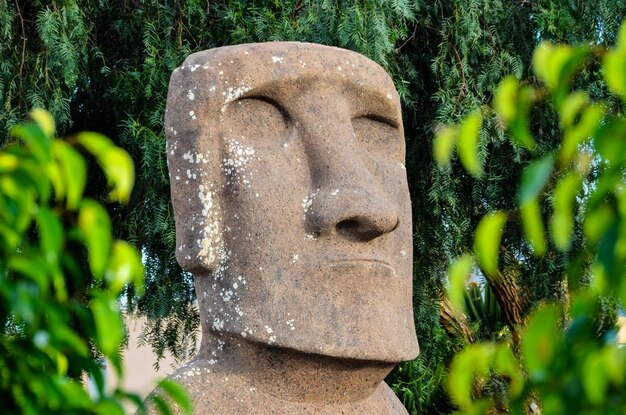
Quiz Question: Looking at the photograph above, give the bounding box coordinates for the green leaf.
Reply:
[151,395,173,415]
[603,48,626,100]
[76,133,134,203]
[582,351,609,404]
[522,304,562,381]
[533,42,589,104]
[52,141,86,210]
[8,254,49,292]
[519,156,554,204]
[10,123,51,165]
[158,379,193,415]
[474,211,507,278]
[101,147,135,204]
[457,111,483,178]
[433,126,457,168]
[90,292,123,357]
[106,240,145,295]
[551,173,582,251]
[78,199,112,277]
[36,207,63,262]
[520,200,547,256]
[594,116,626,166]
[561,104,604,166]
[447,254,474,311]
[560,91,589,129]
[584,205,616,243]
[448,343,495,410]
[30,108,56,138]
[493,76,518,123]
[76,132,114,158]
[94,400,125,415]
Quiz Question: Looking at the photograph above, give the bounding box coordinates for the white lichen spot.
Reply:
[387,93,393,100]
[400,250,407,257]
[197,185,220,265]
[337,66,342,71]
[268,335,277,344]
[189,110,197,120]
[330,189,340,196]
[301,189,319,213]
[221,86,252,113]
[187,90,195,100]
[212,318,224,331]
[272,56,284,64]
[399,162,406,170]
[221,138,256,188]
[190,64,201,72]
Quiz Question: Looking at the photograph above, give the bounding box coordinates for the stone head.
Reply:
[165,42,419,364]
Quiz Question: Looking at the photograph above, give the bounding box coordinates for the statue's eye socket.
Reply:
[225,97,290,147]
[352,115,402,159]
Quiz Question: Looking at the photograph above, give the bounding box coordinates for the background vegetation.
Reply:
[1,0,625,413]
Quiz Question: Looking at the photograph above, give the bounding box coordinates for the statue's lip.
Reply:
[327,259,396,275]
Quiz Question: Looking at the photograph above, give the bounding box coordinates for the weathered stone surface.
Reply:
[156,41,419,414]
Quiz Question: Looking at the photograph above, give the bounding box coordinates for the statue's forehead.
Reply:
[175,42,400,113]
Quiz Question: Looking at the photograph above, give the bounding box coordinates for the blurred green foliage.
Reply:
[438,20,626,415]
[0,110,190,414]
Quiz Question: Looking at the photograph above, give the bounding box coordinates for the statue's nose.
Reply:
[302,119,400,242]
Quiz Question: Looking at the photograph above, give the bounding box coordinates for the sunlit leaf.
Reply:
[78,199,112,277]
[151,395,173,415]
[448,343,495,410]
[603,48,626,100]
[434,126,457,168]
[94,400,125,415]
[10,122,51,165]
[584,205,616,243]
[76,132,114,158]
[90,293,123,357]
[551,173,582,251]
[533,42,589,103]
[106,240,145,295]
[561,105,604,166]
[560,91,589,129]
[594,116,626,166]
[522,304,562,381]
[447,254,474,311]
[457,111,483,178]
[102,147,135,204]
[30,108,56,138]
[582,351,609,404]
[474,211,507,277]
[493,76,518,123]
[521,200,547,256]
[494,77,536,149]
[519,156,554,204]
[76,133,135,203]
[52,141,86,210]
[158,380,193,415]
[36,207,63,261]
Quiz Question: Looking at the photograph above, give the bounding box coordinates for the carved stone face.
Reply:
[165,42,418,363]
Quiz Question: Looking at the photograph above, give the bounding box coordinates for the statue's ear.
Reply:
[165,59,224,274]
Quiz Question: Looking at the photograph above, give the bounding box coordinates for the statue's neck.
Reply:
[198,332,396,404]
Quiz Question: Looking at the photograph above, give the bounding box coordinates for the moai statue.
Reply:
[161,42,419,414]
